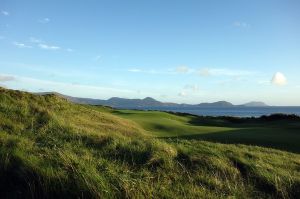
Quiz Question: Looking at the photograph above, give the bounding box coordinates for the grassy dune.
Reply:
[1,87,300,198]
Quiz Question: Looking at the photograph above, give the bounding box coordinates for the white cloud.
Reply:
[39,44,60,50]
[126,66,255,79]
[233,21,251,28]
[1,73,138,97]
[12,75,136,99]
[198,68,212,76]
[38,18,50,23]
[128,68,142,73]
[257,80,270,85]
[0,84,7,88]
[0,74,15,82]
[184,84,199,92]
[178,91,187,97]
[214,68,253,76]
[271,72,287,86]
[13,42,32,48]
[176,65,190,74]
[30,37,72,52]
[1,11,9,16]
[29,37,43,43]
[0,61,98,79]
[94,55,102,61]
[127,68,169,75]
[198,68,254,77]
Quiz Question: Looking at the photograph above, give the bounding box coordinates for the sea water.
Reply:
[125,106,300,117]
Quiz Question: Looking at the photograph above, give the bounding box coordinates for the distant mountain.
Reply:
[105,97,165,107]
[36,92,174,107]
[36,92,267,108]
[198,101,234,107]
[242,101,268,107]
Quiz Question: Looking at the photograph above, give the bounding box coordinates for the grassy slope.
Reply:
[108,109,300,153]
[0,88,300,198]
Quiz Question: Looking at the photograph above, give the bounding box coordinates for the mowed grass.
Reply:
[111,109,234,137]
[109,109,300,153]
[1,87,300,198]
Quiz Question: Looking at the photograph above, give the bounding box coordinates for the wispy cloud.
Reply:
[175,65,190,74]
[126,66,256,79]
[257,80,270,85]
[94,55,102,61]
[0,61,100,79]
[1,10,9,16]
[184,84,199,92]
[233,21,251,28]
[127,68,170,75]
[198,68,211,76]
[8,74,136,99]
[0,74,15,89]
[128,68,142,73]
[198,68,255,77]
[29,37,72,52]
[38,18,50,24]
[271,72,287,86]
[39,44,60,50]
[0,74,15,82]
[178,91,187,97]
[29,37,43,43]
[13,42,32,48]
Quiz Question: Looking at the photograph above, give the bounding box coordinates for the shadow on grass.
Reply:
[170,113,300,128]
[111,110,137,116]
[161,127,300,154]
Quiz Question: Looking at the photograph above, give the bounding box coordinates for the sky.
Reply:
[0,0,300,105]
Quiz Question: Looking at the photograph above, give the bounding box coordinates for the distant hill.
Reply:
[242,101,268,107]
[36,92,267,108]
[105,97,162,107]
[198,101,234,107]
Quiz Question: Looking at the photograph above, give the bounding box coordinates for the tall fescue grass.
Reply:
[0,87,300,198]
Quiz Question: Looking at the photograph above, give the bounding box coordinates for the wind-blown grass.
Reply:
[0,87,300,198]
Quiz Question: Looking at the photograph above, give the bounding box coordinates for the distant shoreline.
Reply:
[113,106,300,118]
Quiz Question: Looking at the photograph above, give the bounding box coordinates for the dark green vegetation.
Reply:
[1,87,300,198]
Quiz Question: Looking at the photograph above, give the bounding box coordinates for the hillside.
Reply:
[1,87,300,198]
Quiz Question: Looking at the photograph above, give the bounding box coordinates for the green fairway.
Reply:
[110,109,300,153]
[112,109,234,137]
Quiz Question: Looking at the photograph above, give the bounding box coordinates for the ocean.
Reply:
[127,106,300,117]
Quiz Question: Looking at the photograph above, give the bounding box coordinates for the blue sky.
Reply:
[0,0,300,105]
